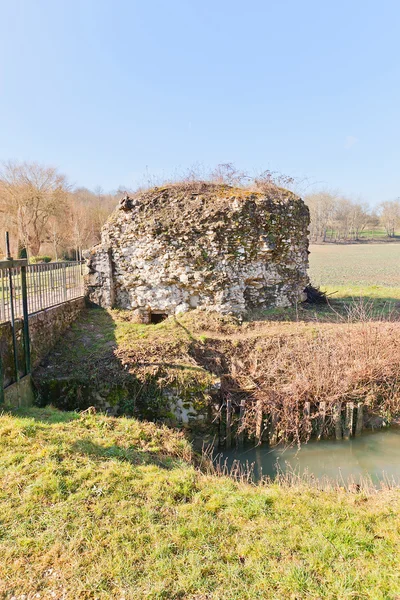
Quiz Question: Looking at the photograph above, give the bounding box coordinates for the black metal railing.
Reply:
[0,261,84,323]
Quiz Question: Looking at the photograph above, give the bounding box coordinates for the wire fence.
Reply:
[0,262,84,324]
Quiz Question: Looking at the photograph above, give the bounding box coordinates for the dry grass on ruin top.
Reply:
[107,180,306,250]
[129,179,299,203]
[2,405,400,599]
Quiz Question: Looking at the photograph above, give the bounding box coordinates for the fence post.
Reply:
[0,354,4,405]
[62,264,67,302]
[21,265,31,375]
[5,232,19,384]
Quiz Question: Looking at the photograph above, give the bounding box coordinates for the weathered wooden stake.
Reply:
[238,398,245,446]
[333,402,342,440]
[269,411,278,446]
[255,400,263,445]
[355,402,363,436]
[344,402,354,439]
[226,398,232,449]
[317,401,326,440]
[303,401,311,439]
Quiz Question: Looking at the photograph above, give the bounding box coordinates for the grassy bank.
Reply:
[34,304,400,444]
[1,407,400,599]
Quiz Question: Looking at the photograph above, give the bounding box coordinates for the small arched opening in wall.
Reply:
[150,312,168,324]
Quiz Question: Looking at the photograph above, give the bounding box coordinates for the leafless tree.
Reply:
[379,200,400,237]
[0,161,69,256]
[304,191,337,242]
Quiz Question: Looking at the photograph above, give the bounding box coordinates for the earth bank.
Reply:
[33,306,400,445]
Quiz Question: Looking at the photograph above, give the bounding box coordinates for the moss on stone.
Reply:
[86,182,309,315]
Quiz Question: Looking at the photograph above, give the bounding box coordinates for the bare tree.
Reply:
[0,161,69,256]
[349,201,370,240]
[304,191,337,242]
[379,200,400,237]
[71,187,117,248]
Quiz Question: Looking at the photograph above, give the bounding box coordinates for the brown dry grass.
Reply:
[36,305,400,445]
[230,319,400,444]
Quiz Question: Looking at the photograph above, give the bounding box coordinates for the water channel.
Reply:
[217,427,400,485]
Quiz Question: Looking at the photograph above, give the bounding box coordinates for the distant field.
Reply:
[325,228,400,240]
[308,244,400,300]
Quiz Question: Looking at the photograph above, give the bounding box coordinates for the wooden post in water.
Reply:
[226,398,232,449]
[255,400,263,445]
[355,402,363,436]
[238,398,246,447]
[317,401,326,440]
[269,411,278,446]
[344,402,354,440]
[333,402,342,440]
[304,401,311,440]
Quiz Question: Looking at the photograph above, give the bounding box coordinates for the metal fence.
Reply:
[0,262,84,324]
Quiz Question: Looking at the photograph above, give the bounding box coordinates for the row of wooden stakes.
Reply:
[223,398,364,449]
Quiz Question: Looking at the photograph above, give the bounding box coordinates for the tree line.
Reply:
[305,191,400,242]
[0,161,119,260]
[1,161,399,261]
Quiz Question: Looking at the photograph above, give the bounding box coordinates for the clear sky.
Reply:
[1,0,399,204]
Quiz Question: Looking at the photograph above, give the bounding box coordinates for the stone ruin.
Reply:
[85,183,310,322]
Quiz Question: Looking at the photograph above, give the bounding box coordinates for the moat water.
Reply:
[216,428,400,485]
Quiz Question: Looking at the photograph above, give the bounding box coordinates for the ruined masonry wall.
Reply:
[85,185,310,319]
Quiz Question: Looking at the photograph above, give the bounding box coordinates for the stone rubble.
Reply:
[85,183,310,321]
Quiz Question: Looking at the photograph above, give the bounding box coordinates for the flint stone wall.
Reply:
[85,184,310,319]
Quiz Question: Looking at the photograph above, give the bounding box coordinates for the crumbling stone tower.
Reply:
[85,183,309,322]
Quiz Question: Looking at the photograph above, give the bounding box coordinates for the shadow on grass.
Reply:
[33,308,161,418]
[7,405,80,424]
[249,296,400,324]
[32,307,217,421]
[70,437,177,470]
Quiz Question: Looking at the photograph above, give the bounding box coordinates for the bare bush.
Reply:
[228,316,400,445]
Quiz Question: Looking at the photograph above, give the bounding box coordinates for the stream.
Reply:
[216,427,400,485]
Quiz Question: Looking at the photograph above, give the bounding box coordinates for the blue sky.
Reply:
[1,0,399,204]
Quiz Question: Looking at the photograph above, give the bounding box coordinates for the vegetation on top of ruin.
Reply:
[103,174,309,272]
[118,165,302,226]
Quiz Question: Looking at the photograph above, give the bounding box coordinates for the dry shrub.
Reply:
[231,320,400,444]
[132,163,297,197]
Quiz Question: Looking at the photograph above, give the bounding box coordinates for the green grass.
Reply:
[308,244,400,312]
[324,228,400,240]
[1,407,400,599]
